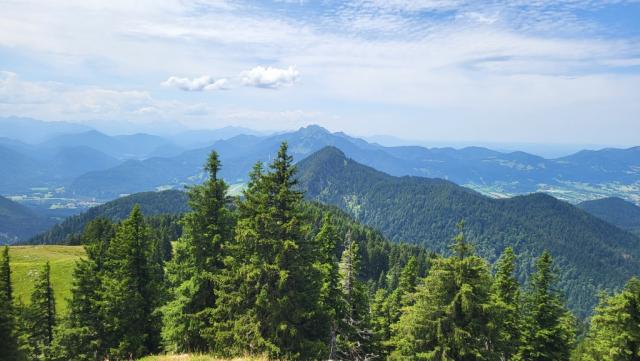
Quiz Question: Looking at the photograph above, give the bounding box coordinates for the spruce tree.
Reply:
[337,231,375,360]
[100,206,163,359]
[519,251,576,361]
[315,213,347,359]
[390,221,496,361]
[213,142,327,359]
[50,218,115,361]
[490,247,522,360]
[26,261,56,361]
[162,150,233,353]
[580,277,640,360]
[0,246,20,361]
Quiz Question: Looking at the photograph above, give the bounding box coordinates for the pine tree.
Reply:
[0,246,20,361]
[519,251,576,361]
[162,150,233,353]
[337,231,375,360]
[213,142,327,359]
[26,261,56,361]
[100,206,163,359]
[50,218,116,361]
[490,247,522,360]
[390,220,496,361]
[580,277,640,360]
[315,213,347,360]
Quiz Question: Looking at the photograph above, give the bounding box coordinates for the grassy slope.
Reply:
[8,245,85,314]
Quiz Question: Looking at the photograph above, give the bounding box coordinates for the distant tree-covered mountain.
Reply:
[296,146,640,316]
[0,195,55,244]
[65,125,640,203]
[578,197,640,236]
[28,190,190,245]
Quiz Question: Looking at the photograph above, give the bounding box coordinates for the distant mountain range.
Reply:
[296,147,640,316]
[1,118,639,206]
[0,195,55,244]
[578,197,640,237]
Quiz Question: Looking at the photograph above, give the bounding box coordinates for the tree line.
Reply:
[1,142,639,360]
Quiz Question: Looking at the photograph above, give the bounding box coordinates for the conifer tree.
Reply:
[100,206,163,359]
[50,218,115,361]
[390,221,496,361]
[338,231,375,360]
[0,246,20,361]
[490,247,522,360]
[315,213,347,359]
[519,251,576,361]
[213,142,327,359]
[26,261,56,361]
[579,277,640,360]
[162,150,233,353]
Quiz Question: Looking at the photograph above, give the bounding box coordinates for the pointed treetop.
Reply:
[451,220,474,259]
[205,150,221,181]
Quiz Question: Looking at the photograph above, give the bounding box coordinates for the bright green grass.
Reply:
[8,245,85,314]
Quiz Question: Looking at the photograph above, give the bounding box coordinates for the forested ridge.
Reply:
[27,190,189,245]
[1,143,639,360]
[297,146,640,316]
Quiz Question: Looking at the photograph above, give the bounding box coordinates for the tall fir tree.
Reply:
[519,250,576,361]
[0,246,20,361]
[162,150,233,352]
[337,231,375,360]
[213,142,327,359]
[390,221,496,361]
[490,247,522,360]
[315,213,347,360]
[26,261,56,361]
[578,277,640,361]
[50,218,116,361]
[100,206,164,360]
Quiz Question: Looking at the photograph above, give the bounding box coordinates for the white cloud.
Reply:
[162,75,229,91]
[241,66,299,89]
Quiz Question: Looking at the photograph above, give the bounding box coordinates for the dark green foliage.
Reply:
[576,277,640,360]
[213,143,327,359]
[100,206,164,359]
[490,247,522,360]
[50,218,115,361]
[24,262,56,361]
[297,146,640,316]
[577,197,640,234]
[29,190,189,245]
[162,151,234,352]
[519,251,576,361]
[0,246,21,361]
[337,232,376,360]
[390,221,496,360]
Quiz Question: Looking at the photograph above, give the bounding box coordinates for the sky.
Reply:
[0,0,639,146]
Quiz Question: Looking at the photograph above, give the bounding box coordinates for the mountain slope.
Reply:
[28,190,190,245]
[296,147,640,316]
[578,197,640,235]
[65,125,640,203]
[0,196,55,244]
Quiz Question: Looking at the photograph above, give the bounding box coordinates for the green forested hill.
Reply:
[0,195,55,244]
[27,190,189,245]
[577,197,640,236]
[297,146,640,316]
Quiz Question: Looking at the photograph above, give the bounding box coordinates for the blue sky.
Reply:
[0,0,639,145]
